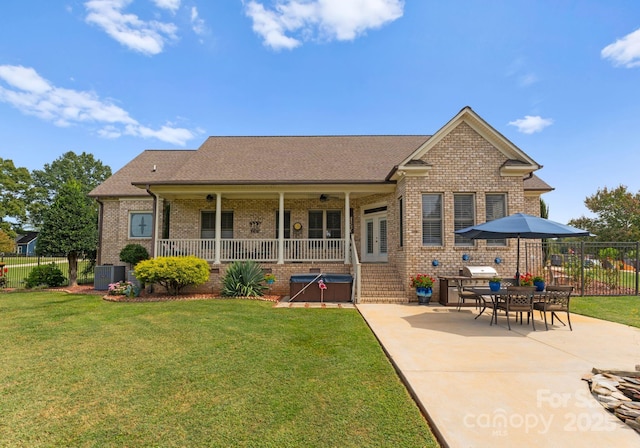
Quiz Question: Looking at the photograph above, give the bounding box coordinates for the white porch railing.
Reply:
[156,238,216,260]
[155,238,345,262]
[283,239,344,262]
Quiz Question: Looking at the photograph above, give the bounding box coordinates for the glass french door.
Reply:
[364,214,388,262]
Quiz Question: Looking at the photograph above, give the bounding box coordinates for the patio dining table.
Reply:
[469,287,547,326]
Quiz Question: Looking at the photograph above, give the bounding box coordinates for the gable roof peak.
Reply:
[393,107,541,177]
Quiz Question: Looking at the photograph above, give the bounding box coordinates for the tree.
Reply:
[0,229,15,253]
[29,151,111,227]
[37,180,98,286]
[568,185,640,242]
[540,198,549,219]
[0,158,31,236]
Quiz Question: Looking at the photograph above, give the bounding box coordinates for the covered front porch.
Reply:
[145,183,396,265]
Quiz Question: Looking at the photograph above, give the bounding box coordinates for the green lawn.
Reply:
[0,259,93,288]
[571,295,640,328]
[0,292,437,447]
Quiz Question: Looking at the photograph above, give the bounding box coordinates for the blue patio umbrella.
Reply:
[455,213,592,283]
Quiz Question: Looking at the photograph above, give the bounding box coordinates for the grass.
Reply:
[0,292,437,447]
[0,259,93,289]
[571,295,640,328]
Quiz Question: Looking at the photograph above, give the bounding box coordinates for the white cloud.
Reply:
[245,0,404,50]
[601,28,640,68]
[506,58,539,87]
[152,0,181,13]
[0,64,197,146]
[508,115,553,134]
[125,123,196,145]
[190,6,206,37]
[0,65,52,94]
[518,73,538,87]
[84,0,178,55]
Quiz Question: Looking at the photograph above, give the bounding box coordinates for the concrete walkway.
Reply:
[357,303,640,447]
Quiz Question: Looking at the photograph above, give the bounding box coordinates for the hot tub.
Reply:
[289,273,353,302]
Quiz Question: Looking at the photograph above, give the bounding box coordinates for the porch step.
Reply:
[358,264,408,303]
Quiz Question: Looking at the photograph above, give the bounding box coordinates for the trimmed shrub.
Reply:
[119,244,150,267]
[134,256,209,295]
[25,263,66,288]
[221,260,267,297]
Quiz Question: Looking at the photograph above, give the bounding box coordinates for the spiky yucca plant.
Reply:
[221,260,267,297]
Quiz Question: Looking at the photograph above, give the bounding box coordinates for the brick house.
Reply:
[89,107,552,302]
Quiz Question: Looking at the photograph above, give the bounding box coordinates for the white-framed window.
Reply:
[308,210,342,239]
[422,194,442,246]
[486,194,507,246]
[129,212,153,239]
[201,211,234,239]
[454,194,475,246]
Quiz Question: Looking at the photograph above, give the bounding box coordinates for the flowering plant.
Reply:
[0,265,7,288]
[516,272,534,286]
[410,274,435,288]
[264,273,276,283]
[532,275,545,283]
[108,280,138,297]
[489,276,502,283]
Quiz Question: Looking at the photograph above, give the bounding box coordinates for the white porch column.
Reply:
[214,193,221,264]
[344,192,350,264]
[277,192,285,264]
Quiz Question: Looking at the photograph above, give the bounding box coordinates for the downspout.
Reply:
[95,198,104,266]
[146,185,158,258]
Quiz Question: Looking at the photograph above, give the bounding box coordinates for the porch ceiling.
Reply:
[144,183,394,200]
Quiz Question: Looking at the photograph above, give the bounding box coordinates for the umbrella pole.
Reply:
[516,236,521,285]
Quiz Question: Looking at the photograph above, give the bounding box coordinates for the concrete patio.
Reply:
[357,303,640,447]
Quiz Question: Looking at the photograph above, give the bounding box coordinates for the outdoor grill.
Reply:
[461,266,499,280]
[438,266,499,306]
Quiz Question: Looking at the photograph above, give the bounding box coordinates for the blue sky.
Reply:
[1,1,640,225]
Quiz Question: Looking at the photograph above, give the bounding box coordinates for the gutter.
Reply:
[95,198,104,266]
[146,185,157,258]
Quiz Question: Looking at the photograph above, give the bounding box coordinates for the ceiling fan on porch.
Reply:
[319,194,340,202]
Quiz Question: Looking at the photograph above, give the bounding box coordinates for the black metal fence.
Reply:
[523,241,640,296]
[0,253,93,289]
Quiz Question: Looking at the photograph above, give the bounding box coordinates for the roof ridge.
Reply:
[201,134,432,138]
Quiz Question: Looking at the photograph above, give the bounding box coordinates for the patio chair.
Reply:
[496,286,536,331]
[533,285,573,331]
[456,281,483,314]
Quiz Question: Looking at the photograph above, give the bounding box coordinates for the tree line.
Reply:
[0,152,111,285]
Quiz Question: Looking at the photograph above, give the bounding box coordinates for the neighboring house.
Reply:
[16,231,38,256]
[89,107,553,302]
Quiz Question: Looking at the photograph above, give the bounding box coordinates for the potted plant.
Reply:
[517,272,534,286]
[532,275,545,291]
[264,273,276,285]
[410,274,435,305]
[488,276,502,292]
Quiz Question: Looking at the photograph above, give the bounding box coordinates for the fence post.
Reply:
[636,242,639,296]
[580,241,585,296]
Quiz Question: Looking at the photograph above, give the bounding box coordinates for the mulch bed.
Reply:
[5,284,283,303]
[102,293,282,303]
[50,285,282,303]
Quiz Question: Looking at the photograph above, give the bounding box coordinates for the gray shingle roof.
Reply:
[167,135,431,184]
[524,174,554,192]
[89,135,553,197]
[89,150,195,197]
